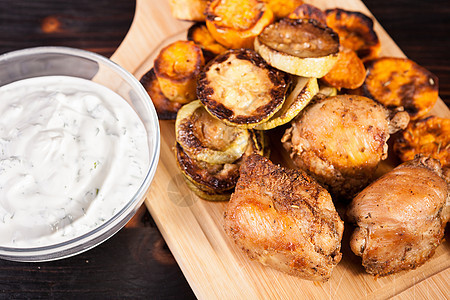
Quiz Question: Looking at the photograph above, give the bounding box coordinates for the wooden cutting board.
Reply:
[111,0,450,298]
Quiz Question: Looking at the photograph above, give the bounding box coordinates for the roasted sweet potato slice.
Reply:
[197,49,287,128]
[154,40,205,103]
[393,116,450,168]
[255,18,339,78]
[363,57,439,120]
[139,68,182,120]
[187,22,228,60]
[168,0,209,21]
[321,47,366,90]
[325,8,380,61]
[261,0,303,19]
[288,3,326,25]
[205,0,274,49]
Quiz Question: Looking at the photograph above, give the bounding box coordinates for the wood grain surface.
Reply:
[0,0,135,57]
[0,0,448,299]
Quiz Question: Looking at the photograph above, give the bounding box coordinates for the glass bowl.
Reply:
[0,46,160,262]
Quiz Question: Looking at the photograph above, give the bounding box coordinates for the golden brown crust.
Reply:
[197,49,287,127]
[187,22,228,60]
[363,57,439,120]
[281,94,397,199]
[205,0,274,49]
[139,68,182,120]
[154,40,205,103]
[394,116,450,168]
[261,0,304,19]
[347,155,449,276]
[325,8,380,61]
[224,154,344,281]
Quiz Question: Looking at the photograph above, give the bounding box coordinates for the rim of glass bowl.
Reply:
[0,46,160,262]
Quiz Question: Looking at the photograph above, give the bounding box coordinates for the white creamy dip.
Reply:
[0,76,149,248]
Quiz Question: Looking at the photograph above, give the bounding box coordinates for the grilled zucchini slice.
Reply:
[315,84,337,101]
[249,129,267,156]
[254,18,340,78]
[176,143,240,193]
[182,175,233,201]
[176,100,250,164]
[254,76,319,130]
[154,40,205,104]
[140,68,183,120]
[176,128,268,201]
[197,49,287,128]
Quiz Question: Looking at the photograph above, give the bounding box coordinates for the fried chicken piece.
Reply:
[282,95,409,200]
[347,155,450,276]
[224,154,344,281]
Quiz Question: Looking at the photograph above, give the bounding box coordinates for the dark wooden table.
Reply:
[0,0,448,298]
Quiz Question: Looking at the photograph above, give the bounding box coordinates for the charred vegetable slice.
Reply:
[182,175,233,201]
[154,40,205,103]
[255,18,340,78]
[321,47,366,90]
[394,116,450,168]
[176,128,269,201]
[249,129,267,156]
[363,57,439,120]
[139,68,183,120]
[176,100,250,164]
[255,77,319,130]
[261,0,304,19]
[176,143,240,192]
[325,8,380,61]
[313,83,338,101]
[168,0,209,21]
[197,49,287,128]
[187,22,228,59]
[205,0,274,49]
[288,3,326,25]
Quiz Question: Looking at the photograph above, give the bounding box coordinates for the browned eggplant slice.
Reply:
[197,49,287,128]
